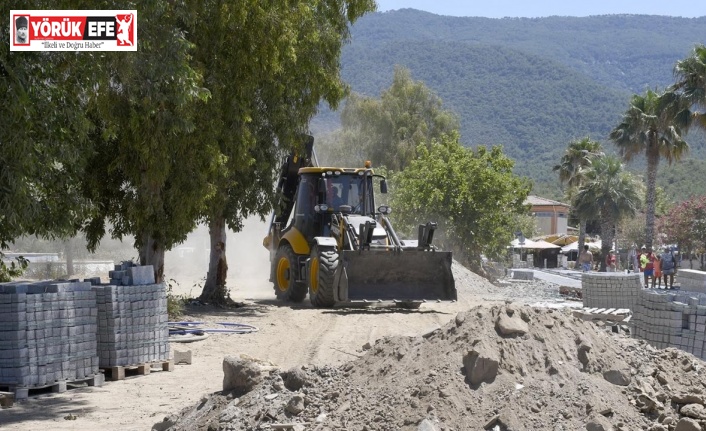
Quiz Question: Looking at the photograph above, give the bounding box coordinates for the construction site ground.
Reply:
[3,263,705,430]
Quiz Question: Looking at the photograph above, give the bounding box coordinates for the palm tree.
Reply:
[609,89,690,249]
[553,137,603,255]
[573,156,642,271]
[673,44,706,130]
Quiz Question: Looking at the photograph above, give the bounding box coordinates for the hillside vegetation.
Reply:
[315,10,706,199]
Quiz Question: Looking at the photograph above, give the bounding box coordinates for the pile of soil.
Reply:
[159,300,706,431]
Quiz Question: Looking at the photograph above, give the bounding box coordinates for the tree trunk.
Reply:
[577,219,586,264]
[201,216,228,302]
[64,238,74,277]
[644,146,660,249]
[599,212,614,272]
[140,232,165,283]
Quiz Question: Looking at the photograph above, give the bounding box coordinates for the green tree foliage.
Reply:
[657,155,706,202]
[0,0,97,249]
[390,133,531,271]
[339,40,628,191]
[674,44,706,131]
[509,213,538,242]
[81,2,213,283]
[325,12,706,193]
[0,0,112,275]
[320,66,458,171]
[345,12,706,95]
[618,215,647,252]
[658,195,706,260]
[610,89,691,249]
[180,0,375,300]
[0,257,28,283]
[572,156,642,270]
[553,137,603,253]
[1,1,376,288]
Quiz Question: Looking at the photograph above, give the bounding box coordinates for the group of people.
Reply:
[633,245,678,289]
[577,244,678,289]
[577,246,619,272]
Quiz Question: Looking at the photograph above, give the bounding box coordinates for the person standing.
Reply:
[579,245,593,272]
[661,247,677,289]
[628,246,638,273]
[653,254,662,288]
[606,249,617,272]
[640,246,654,288]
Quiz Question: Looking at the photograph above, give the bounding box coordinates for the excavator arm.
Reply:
[271,135,316,227]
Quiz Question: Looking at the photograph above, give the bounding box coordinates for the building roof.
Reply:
[525,195,570,207]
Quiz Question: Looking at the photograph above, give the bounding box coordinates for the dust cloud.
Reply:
[164,216,272,300]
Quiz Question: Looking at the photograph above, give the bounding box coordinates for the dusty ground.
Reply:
[0,255,574,431]
[7,217,706,430]
[14,218,692,431]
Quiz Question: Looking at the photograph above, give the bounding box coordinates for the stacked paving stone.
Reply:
[511,254,529,268]
[0,281,99,388]
[632,289,706,359]
[512,269,534,280]
[677,269,706,294]
[92,262,169,368]
[512,254,534,269]
[582,272,642,309]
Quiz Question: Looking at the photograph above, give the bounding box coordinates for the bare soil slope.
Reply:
[1,263,529,430]
[163,300,706,431]
[7,263,705,431]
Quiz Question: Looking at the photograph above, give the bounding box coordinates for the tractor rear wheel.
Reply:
[273,244,307,302]
[308,246,338,307]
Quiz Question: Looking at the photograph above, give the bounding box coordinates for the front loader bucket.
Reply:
[337,249,456,303]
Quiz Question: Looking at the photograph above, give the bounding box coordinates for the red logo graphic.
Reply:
[115,13,134,46]
[10,10,137,52]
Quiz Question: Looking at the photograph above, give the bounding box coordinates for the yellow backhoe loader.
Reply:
[262,137,456,307]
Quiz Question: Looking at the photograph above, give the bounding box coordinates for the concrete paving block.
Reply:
[173,350,192,365]
[128,266,155,285]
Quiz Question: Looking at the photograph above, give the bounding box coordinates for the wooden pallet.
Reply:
[101,359,174,381]
[0,373,104,403]
[0,391,14,408]
[572,307,631,322]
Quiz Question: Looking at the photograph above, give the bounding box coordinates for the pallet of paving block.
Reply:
[101,359,174,381]
[0,374,104,403]
[572,307,631,322]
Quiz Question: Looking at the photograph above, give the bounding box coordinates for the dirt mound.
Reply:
[452,261,566,305]
[159,303,706,431]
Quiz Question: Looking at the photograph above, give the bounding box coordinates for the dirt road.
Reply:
[3,256,537,430]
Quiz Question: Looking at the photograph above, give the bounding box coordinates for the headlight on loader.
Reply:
[377,205,392,215]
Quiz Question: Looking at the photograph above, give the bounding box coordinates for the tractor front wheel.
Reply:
[273,245,307,302]
[308,245,338,307]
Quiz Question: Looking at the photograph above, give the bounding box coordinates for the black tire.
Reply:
[308,245,338,307]
[273,244,307,302]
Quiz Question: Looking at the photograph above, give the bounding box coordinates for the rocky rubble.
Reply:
[157,299,706,431]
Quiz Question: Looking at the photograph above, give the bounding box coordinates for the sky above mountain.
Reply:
[375,0,706,18]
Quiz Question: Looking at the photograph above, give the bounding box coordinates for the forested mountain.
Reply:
[314,10,706,199]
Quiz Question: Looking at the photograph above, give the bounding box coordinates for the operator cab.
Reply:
[288,169,386,241]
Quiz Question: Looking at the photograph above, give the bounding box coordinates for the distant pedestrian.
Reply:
[661,247,677,289]
[628,245,639,273]
[606,249,617,272]
[639,246,654,288]
[653,254,662,288]
[579,245,593,272]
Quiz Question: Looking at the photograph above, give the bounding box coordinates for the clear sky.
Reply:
[375,0,706,18]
